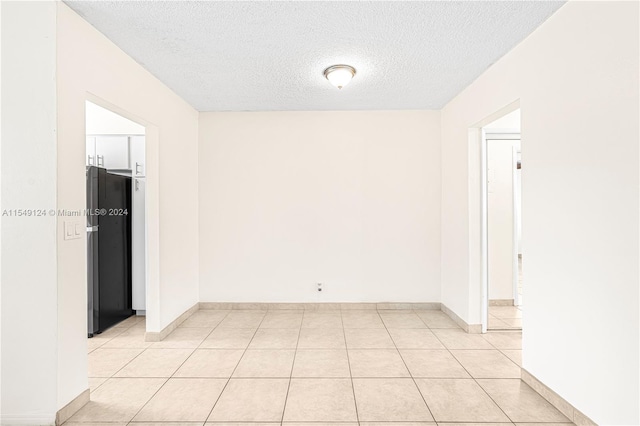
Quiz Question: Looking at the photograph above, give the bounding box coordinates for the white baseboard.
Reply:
[1,414,56,425]
[489,299,515,306]
[198,301,480,333]
[521,369,597,426]
[55,388,89,425]
[378,302,441,310]
[198,302,441,311]
[440,303,482,333]
[145,302,199,342]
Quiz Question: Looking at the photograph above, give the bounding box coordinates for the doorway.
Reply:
[483,109,522,331]
[85,100,147,339]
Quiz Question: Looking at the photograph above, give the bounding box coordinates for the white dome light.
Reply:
[323,64,356,89]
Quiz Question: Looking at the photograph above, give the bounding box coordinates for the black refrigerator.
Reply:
[87,166,133,337]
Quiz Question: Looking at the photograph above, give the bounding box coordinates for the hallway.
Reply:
[73,309,571,425]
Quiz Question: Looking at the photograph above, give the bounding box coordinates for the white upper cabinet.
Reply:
[86,136,96,166]
[95,136,129,170]
[130,136,145,177]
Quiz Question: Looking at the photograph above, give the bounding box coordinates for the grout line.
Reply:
[89,374,528,380]
[87,316,142,391]
[88,320,130,350]
[340,310,361,426]
[124,376,171,424]
[151,315,236,378]
[380,310,436,422]
[88,310,530,425]
[100,315,187,424]
[100,314,228,386]
[496,347,522,368]
[487,306,523,331]
[87,317,141,376]
[279,312,304,425]
[195,309,233,350]
[111,311,231,380]
[202,310,268,423]
[112,318,170,424]
[115,310,252,425]
[428,326,514,423]
[104,346,150,378]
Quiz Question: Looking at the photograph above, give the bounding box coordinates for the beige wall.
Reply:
[199,111,441,303]
[56,2,199,411]
[440,2,639,423]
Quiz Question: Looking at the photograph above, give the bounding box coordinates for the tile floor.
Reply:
[71,309,574,426]
[488,256,523,331]
[488,305,523,331]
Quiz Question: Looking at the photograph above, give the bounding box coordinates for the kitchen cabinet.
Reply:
[130,135,146,311]
[95,136,129,170]
[86,137,96,166]
[132,176,146,311]
[130,136,145,177]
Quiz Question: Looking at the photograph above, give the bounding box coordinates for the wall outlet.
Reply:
[316,282,323,292]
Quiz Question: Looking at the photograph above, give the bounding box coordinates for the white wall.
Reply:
[1,0,4,417]
[56,2,199,413]
[441,2,639,424]
[199,111,441,303]
[484,109,521,131]
[1,2,58,423]
[86,101,145,135]
[487,140,515,301]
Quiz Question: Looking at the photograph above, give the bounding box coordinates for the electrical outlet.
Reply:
[317,282,323,292]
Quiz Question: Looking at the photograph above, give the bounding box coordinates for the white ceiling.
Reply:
[65,1,564,112]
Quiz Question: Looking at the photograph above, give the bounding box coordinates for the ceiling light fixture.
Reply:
[323,64,356,89]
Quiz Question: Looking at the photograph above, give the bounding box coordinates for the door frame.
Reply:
[483,131,521,331]
[468,100,521,334]
[84,94,157,332]
[512,143,522,307]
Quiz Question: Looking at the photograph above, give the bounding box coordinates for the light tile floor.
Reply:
[71,309,574,425]
[488,256,524,331]
[489,305,523,331]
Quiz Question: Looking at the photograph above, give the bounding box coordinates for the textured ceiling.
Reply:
[64,1,564,112]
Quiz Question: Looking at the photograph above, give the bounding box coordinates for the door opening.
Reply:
[85,100,147,341]
[482,109,522,331]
